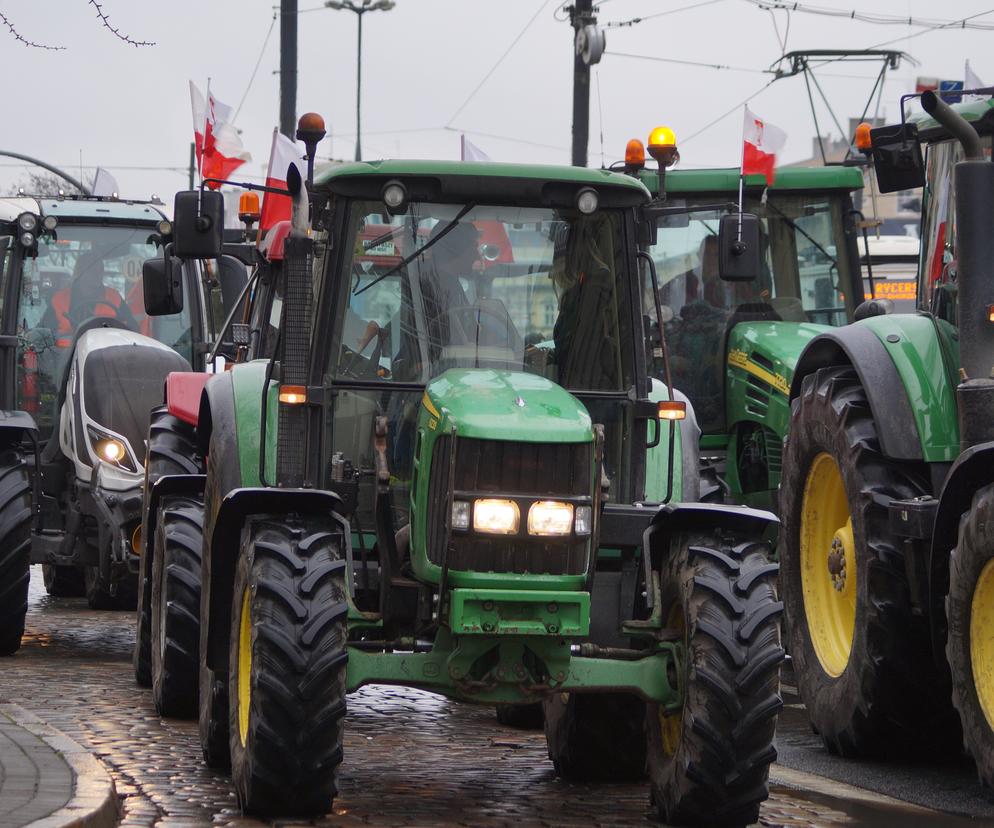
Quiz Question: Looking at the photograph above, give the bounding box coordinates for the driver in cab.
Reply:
[42,250,135,348]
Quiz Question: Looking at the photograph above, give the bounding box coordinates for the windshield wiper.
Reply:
[765,200,838,270]
[353,203,476,297]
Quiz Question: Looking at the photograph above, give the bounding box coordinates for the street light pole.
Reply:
[325,0,396,163]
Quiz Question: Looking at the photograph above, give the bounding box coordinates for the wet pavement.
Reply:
[0,569,979,827]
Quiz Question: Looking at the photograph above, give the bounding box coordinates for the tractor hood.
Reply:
[726,321,831,395]
[423,369,593,443]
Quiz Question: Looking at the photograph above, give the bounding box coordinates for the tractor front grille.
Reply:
[426,437,591,575]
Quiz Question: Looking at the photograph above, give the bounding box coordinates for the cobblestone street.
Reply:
[0,570,944,828]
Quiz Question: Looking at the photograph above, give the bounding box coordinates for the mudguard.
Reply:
[142,473,206,558]
[0,410,38,448]
[165,372,211,427]
[643,501,778,575]
[202,487,349,673]
[789,318,954,462]
[927,442,994,661]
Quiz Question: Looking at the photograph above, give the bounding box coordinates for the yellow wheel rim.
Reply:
[971,559,994,730]
[799,452,856,678]
[237,586,252,747]
[659,604,685,756]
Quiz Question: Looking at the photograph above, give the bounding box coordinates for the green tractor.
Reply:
[142,115,784,825]
[779,92,994,776]
[622,132,868,511]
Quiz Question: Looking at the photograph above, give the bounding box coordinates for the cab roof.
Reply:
[638,165,864,195]
[0,196,167,225]
[314,159,650,208]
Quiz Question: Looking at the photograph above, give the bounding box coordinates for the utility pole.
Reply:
[280,0,298,138]
[355,10,363,161]
[188,142,196,189]
[570,0,594,167]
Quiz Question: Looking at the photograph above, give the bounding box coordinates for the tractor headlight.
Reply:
[17,212,38,233]
[451,500,471,530]
[473,499,520,535]
[574,505,592,537]
[88,428,136,472]
[527,501,574,536]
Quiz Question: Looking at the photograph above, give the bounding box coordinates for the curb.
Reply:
[770,763,939,816]
[0,704,119,828]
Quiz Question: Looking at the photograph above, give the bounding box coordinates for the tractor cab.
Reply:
[0,193,246,615]
[622,132,865,508]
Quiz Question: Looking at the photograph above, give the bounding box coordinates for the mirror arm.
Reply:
[200,178,291,197]
[207,266,262,365]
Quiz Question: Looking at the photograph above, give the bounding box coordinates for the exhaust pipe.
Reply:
[920,90,984,160]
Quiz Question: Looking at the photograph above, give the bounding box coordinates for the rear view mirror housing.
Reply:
[718,213,761,281]
[173,190,224,259]
[142,245,184,316]
[869,123,925,194]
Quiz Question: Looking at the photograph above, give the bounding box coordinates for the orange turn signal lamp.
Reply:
[239,191,261,223]
[988,304,994,323]
[279,385,308,405]
[658,400,686,420]
[854,121,873,152]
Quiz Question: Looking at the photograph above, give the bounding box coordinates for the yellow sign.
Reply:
[872,280,917,301]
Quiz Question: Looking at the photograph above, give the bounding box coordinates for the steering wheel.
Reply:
[341,334,385,380]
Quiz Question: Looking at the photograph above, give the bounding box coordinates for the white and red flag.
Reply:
[189,81,251,189]
[742,106,787,186]
[259,128,305,234]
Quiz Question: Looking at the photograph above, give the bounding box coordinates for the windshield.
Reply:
[13,223,193,439]
[649,193,854,432]
[330,202,633,392]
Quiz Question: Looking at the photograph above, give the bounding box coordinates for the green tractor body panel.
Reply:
[410,369,595,592]
[422,369,593,442]
[639,165,864,196]
[230,361,278,487]
[856,314,960,461]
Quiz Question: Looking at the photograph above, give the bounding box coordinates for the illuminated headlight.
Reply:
[527,501,574,536]
[95,438,127,463]
[473,499,520,535]
[17,212,38,233]
[574,505,592,537]
[451,500,471,530]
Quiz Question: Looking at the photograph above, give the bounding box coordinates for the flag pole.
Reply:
[737,107,746,243]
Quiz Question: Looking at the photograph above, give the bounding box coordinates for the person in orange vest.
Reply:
[41,250,135,347]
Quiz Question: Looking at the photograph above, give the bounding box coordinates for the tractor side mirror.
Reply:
[869,123,925,194]
[718,213,761,281]
[142,245,184,316]
[173,190,224,259]
[218,255,250,318]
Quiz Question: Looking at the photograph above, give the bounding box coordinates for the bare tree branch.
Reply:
[0,10,65,50]
[87,0,155,47]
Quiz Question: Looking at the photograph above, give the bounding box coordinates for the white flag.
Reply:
[965,61,987,101]
[461,134,491,162]
[91,167,119,197]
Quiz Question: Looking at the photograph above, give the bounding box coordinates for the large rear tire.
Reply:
[0,450,33,656]
[543,693,646,780]
[151,497,203,719]
[780,366,957,756]
[947,482,994,786]
[42,564,84,597]
[84,564,117,610]
[228,519,348,817]
[135,407,202,687]
[646,533,782,828]
[496,703,544,729]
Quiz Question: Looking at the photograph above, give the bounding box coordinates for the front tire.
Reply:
[151,497,203,718]
[228,519,348,817]
[42,564,84,597]
[135,407,203,687]
[947,482,994,786]
[543,693,646,780]
[646,533,783,828]
[780,366,957,756]
[0,450,33,656]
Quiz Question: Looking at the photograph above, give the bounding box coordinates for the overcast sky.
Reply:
[1,0,991,200]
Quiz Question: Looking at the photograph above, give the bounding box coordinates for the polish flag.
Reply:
[742,106,787,186]
[259,128,305,234]
[189,81,251,189]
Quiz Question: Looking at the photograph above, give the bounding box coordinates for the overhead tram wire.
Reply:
[682,76,779,144]
[446,0,553,127]
[743,0,994,30]
[235,12,278,121]
[601,0,728,28]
